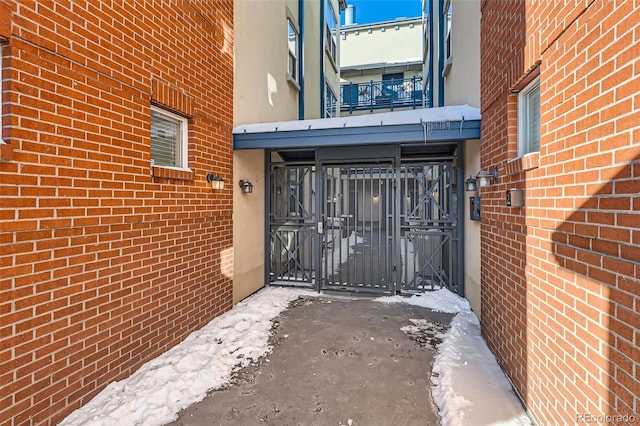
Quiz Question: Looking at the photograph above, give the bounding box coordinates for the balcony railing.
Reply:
[340,77,426,113]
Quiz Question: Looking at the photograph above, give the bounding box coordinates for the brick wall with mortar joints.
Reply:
[481,0,639,424]
[0,1,234,425]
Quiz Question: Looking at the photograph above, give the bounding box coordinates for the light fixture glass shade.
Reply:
[477,173,492,188]
[465,177,477,192]
[207,173,225,190]
[239,179,253,193]
[476,167,499,188]
[212,178,225,190]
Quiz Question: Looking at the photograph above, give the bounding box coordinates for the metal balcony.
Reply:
[340,77,426,113]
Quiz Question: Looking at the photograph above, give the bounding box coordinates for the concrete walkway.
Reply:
[168,296,454,426]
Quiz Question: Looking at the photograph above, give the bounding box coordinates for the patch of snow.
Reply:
[59,287,316,426]
[376,287,470,314]
[377,288,532,426]
[324,231,363,274]
[60,285,531,426]
[433,309,532,426]
[233,105,480,134]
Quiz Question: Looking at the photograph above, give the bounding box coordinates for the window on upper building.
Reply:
[325,82,337,118]
[325,0,337,67]
[382,72,404,82]
[287,17,299,83]
[150,106,189,169]
[518,77,541,156]
[443,0,452,75]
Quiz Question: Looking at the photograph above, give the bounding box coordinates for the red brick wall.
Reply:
[481,0,639,424]
[0,1,234,425]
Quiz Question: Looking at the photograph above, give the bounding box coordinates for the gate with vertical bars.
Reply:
[268,154,459,295]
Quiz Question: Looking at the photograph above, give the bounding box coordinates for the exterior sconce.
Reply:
[239,179,253,193]
[464,177,477,192]
[476,167,499,188]
[206,173,225,190]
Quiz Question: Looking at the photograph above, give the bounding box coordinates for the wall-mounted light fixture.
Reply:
[239,179,253,193]
[464,177,477,192]
[206,173,225,190]
[476,167,499,188]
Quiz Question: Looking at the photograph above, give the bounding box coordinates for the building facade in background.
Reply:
[232,0,481,306]
[233,0,345,303]
[0,1,234,424]
[339,14,424,115]
[480,0,639,422]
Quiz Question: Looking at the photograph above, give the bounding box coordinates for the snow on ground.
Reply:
[60,286,531,426]
[59,287,317,426]
[377,287,471,315]
[378,288,532,426]
[327,231,363,274]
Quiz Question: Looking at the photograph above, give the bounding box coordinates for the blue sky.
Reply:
[341,0,422,25]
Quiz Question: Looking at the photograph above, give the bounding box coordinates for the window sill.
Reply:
[0,141,13,162]
[325,49,339,74]
[442,57,453,78]
[287,74,300,91]
[506,152,539,176]
[151,165,194,181]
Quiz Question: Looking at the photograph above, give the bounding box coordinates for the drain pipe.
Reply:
[319,0,325,116]
[298,0,305,120]
[456,141,465,297]
[437,0,444,107]
[427,0,434,108]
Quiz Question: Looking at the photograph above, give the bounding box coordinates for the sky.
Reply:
[59,282,531,426]
[341,0,423,25]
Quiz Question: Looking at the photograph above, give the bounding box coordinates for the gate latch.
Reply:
[317,221,324,234]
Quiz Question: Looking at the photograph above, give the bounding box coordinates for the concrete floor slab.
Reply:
[168,295,453,426]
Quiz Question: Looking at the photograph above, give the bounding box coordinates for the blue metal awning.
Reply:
[233,105,481,150]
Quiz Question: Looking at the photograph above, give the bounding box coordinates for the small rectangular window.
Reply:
[288,19,299,82]
[518,77,541,156]
[443,0,453,75]
[325,0,338,65]
[150,106,188,169]
[325,83,337,118]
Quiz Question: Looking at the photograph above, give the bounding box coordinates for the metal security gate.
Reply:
[269,165,316,286]
[320,164,395,293]
[268,156,459,295]
[399,163,457,292]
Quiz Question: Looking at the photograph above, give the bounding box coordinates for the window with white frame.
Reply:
[287,18,299,82]
[325,0,337,66]
[325,82,337,118]
[443,0,452,68]
[518,77,541,156]
[150,106,189,169]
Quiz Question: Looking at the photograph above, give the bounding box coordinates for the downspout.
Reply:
[427,0,434,108]
[320,0,325,117]
[264,151,271,286]
[437,0,444,107]
[298,0,305,120]
[456,141,465,297]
